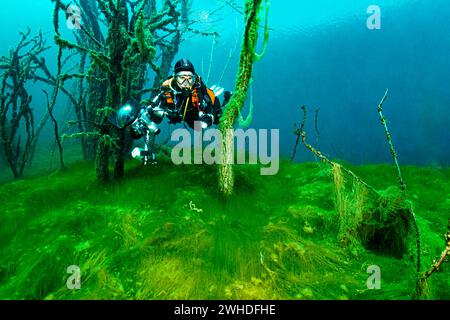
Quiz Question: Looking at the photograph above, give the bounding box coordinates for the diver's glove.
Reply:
[167,109,182,124]
[146,105,166,124]
[199,112,214,129]
[130,127,143,139]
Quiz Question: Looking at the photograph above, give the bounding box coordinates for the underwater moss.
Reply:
[218,0,269,196]
[0,159,448,300]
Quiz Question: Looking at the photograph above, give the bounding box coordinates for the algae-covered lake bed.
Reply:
[0,159,448,300]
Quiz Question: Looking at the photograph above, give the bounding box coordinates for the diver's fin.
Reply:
[131,147,157,165]
[210,85,225,97]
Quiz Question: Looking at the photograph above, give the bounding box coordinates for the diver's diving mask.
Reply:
[175,71,197,89]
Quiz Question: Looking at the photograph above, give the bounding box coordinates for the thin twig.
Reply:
[377,89,420,272]
[416,219,450,296]
[290,106,306,162]
[315,107,320,151]
[377,88,406,191]
[422,220,450,279]
[300,105,379,196]
[43,89,64,170]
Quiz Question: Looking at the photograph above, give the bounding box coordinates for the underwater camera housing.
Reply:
[198,111,213,129]
[130,108,161,136]
[114,98,166,133]
[113,98,167,165]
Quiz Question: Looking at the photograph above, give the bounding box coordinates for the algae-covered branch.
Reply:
[218,0,270,196]
[51,0,196,182]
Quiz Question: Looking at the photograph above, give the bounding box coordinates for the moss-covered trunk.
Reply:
[218,0,264,196]
[95,0,129,181]
[80,0,106,162]
[88,0,180,182]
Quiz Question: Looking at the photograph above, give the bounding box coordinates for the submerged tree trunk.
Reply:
[53,0,193,182]
[0,29,51,179]
[79,0,106,161]
[108,0,129,180]
[96,130,110,183]
[218,0,267,196]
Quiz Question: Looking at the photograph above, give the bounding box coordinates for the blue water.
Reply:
[1,0,449,176]
[183,0,450,165]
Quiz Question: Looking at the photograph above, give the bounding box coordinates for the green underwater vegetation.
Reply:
[0,153,448,300]
[0,0,448,302]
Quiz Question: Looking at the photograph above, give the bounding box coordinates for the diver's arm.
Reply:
[152,91,182,124]
[199,87,221,126]
[212,98,222,125]
[198,100,216,128]
[130,127,144,139]
[140,93,169,124]
[142,93,163,111]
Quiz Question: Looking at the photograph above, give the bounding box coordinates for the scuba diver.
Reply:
[156,58,223,130]
[114,59,228,164]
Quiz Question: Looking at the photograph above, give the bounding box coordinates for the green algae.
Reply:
[0,159,448,300]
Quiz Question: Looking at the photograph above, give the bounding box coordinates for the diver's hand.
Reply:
[167,109,182,124]
[199,113,214,128]
[130,127,143,139]
[147,105,166,124]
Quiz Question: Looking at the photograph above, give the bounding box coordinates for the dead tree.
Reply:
[218,0,270,197]
[51,0,212,181]
[67,0,107,161]
[299,92,421,274]
[0,29,71,178]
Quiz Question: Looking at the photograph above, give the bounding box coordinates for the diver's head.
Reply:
[174,59,197,90]
[175,71,196,91]
[174,58,195,74]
